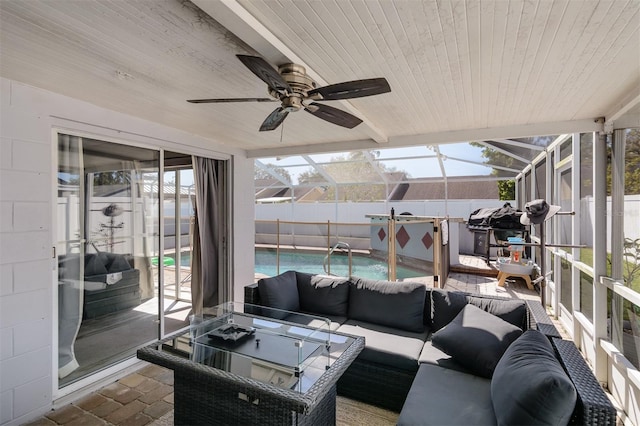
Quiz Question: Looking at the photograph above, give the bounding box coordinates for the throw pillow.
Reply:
[466,296,527,330]
[296,272,350,317]
[106,254,132,273]
[348,276,426,333]
[430,288,527,332]
[491,330,577,425]
[84,253,108,277]
[257,270,300,319]
[431,304,523,378]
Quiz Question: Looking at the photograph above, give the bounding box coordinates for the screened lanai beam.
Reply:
[301,155,336,185]
[444,156,522,174]
[361,150,392,201]
[488,138,546,151]
[434,145,449,211]
[362,151,389,184]
[476,141,531,164]
[255,160,292,186]
[433,146,447,178]
[373,154,439,161]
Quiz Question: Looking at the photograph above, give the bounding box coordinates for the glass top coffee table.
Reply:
[137,302,364,425]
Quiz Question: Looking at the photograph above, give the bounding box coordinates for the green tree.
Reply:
[469,141,534,199]
[622,128,640,195]
[94,170,130,186]
[255,164,292,183]
[498,180,515,200]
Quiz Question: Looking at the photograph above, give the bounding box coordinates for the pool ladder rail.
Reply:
[323,242,353,277]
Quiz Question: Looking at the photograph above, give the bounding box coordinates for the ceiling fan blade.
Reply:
[260,107,289,132]
[237,55,291,95]
[305,102,363,129]
[308,77,391,100]
[187,98,276,103]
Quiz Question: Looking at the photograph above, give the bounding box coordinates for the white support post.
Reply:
[571,133,581,343]
[609,128,627,356]
[593,130,608,384]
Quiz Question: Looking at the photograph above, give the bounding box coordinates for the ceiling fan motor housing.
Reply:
[265,63,315,112]
[278,63,316,95]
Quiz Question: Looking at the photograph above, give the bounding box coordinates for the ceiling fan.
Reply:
[187,55,391,132]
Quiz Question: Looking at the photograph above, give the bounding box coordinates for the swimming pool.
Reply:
[255,249,428,280]
[171,248,429,280]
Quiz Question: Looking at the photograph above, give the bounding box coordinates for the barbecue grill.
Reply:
[467,204,529,264]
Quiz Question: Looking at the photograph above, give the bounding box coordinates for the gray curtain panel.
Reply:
[191,156,222,313]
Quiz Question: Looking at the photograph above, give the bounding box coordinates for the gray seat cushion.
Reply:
[284,312,347,331]
[431,304,522,378]
[418,342,471,374]
[397,364,496,426]
[337,320,427,372]
[348,276,426,333]
[296,272,350,317]
[492,330,577,425]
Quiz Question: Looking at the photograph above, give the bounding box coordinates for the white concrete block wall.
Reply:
[0,82,54,425]
[0,78,255,425]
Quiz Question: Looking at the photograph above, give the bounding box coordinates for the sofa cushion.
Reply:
[467,295,527,330]
[431,289,468,331]
[296,272,350,317]
[84,253,108,277]
[418,342,471,374]
[257,270,300,319]
[105,254,132,273]
[492,330,577,426]
[397,364,496,426]
[285,312,347,331]
[430,288,526,332]
[337,320,428,372]
[348,276,426,333]
[431,304,522,378]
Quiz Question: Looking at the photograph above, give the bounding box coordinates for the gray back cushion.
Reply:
[492,330,577,425]
[84,253,108,277]
[430,288,527,332]
[296,272,350,317]
[257,270,300,319]
[348,276,426,333]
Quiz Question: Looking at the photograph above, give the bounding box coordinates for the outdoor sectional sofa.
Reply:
[245,270,616,425]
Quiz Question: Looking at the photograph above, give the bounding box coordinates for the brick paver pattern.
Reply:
[25,365,174,426]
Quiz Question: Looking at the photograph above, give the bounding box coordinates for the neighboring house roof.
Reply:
[393,179,499,200]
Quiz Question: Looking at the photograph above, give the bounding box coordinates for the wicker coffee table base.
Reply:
[174,374,337,426]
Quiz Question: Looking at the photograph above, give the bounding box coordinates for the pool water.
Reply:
[173,249,428,280]
[255,249,426,280]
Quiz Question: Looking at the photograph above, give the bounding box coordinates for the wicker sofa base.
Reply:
[337,359,415,412]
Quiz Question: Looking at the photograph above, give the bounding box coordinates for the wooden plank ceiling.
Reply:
[1,0,638,156]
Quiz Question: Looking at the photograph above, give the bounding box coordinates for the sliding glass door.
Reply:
[57,134,230,389]
[57,134,161,387]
